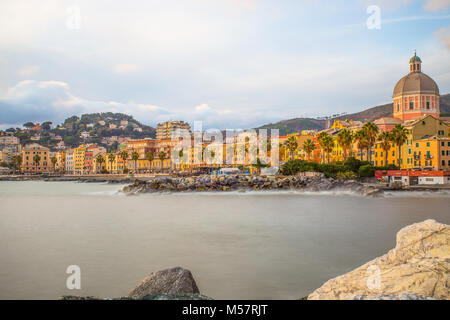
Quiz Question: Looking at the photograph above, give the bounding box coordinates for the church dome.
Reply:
[393,72,439,97]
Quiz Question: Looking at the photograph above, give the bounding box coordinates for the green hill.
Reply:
[14,112,156,150]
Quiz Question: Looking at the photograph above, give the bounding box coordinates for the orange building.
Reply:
[21,143,51,173]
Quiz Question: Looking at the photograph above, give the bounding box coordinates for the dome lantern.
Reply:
[409,50,422,73]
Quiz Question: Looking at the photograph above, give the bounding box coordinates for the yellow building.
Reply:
[373,141,398,167]
[406,136,450,170]
[73,144,86,174]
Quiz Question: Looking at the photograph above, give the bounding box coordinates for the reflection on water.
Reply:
[0,181,449,299]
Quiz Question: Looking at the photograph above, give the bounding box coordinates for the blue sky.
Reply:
[0,0,449,130]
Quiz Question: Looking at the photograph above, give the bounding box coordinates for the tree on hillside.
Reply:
[336,129,353,161]
[23,122,35,129]
[362,122,379,163]
[42,121,53,130]
[391,124,408,167]
[378,131,392,167]
[302,139,315,161]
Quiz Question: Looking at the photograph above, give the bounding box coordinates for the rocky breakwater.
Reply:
[308,219,450,300]
[122,174,382,196]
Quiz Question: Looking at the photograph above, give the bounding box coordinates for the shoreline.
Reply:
[1,174,450,194]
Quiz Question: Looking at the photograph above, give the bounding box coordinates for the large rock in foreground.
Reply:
[127,267,200,297]
[308,219,450,300]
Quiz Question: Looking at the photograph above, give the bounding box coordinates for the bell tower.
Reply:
[409,51,421,73]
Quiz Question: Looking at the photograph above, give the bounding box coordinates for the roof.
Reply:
[403,114,437,127]
[393,72,439,97]
[409,54,422,63]
[374,117,403,125]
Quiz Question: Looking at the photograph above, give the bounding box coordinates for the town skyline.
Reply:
[1,0,450,130]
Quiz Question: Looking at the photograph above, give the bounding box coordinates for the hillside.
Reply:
[257,93,450,134]
[13,112,156,150]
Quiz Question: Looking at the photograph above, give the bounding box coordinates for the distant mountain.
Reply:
[256,93,450,135]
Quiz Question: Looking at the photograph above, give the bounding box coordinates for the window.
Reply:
[426,142,430,147]
[426,101,430,109]
[397,103,400,111]
[443,151,446,156]
[443,160,446,166]
[443,142,446,147]
[409,102,414,110]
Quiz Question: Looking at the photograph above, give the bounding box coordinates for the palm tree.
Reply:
[158,151,166,171]
[95,154,105,173]
[317,132,329,163]
[362,122,379,163]
[158,151,166,161]
[322,135,334,164]
[33,154,41,173]
[284,136,298,160]
[146,151,154,170]
[391,124,408,168]
[51,156,57,172]
[11,155,22,173]
[131,151,139,173]
[336,129,353,161]
[353,129,368,161]
[120,150,128,172]
[302,139,315,161]
[378,131,392,167]
[107,152,115,174]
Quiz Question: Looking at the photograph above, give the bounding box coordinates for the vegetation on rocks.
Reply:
[280,157,375,179]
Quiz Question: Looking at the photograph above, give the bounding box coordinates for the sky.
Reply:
[0,0,449,130]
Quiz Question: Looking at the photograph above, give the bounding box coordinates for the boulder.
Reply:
[308,219,450,300]
[127,267,200,297]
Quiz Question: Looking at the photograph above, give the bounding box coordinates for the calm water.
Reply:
[0,181,449,300]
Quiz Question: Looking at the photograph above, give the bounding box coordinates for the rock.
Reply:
[127,267,200,297]
[308,219,450,300]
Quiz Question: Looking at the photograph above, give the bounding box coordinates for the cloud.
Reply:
[359,0,450,11]
[435,26,450,49]
[0,80,283,129]
[113,64,139,73]
[17,65,40,77]
[424,0,450,11]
